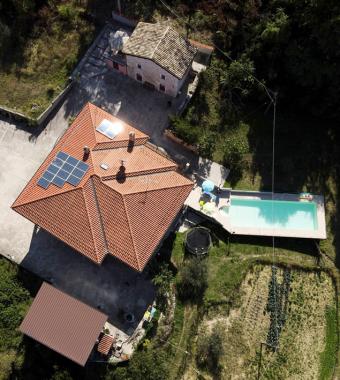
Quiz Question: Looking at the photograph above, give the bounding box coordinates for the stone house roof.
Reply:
[122,22,197,79]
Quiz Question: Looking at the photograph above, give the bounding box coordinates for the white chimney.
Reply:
[129,131,135,143]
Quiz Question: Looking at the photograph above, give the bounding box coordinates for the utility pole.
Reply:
[117,0,122,15]
[257,341,278,380]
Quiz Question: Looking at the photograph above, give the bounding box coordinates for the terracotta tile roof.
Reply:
[189,39,214,51]
[122,22,197,79]
[12,103,193,271]
[20,282,107,366]
[91,145,177,179]
[97,333,114,355]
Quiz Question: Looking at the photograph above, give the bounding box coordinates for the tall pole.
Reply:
[117,0,122,15]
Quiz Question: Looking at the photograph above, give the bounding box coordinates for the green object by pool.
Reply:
[225,198,318,231]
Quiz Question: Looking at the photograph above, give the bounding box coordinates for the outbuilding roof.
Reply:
[12,103,193,271]
[122,22,197,79]
[20,282,107,366]
[97,333,114,356]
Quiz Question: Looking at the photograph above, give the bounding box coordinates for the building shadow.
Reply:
[20,226,156,336]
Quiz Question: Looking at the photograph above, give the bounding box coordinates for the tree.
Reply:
[176,257,208,302]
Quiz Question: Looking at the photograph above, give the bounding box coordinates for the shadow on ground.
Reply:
[20,227,156,335]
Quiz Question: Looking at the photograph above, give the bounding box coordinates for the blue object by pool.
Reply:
[225,198,318,231]
[203,191,216,201]
[202,180,215,192]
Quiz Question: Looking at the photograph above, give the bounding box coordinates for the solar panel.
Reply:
[47,164,59,174]
[67,175,81,187]
[37,151,89,189]
[96,119,123,140]
[66,155,78,166]
[52,176,66,188]
[57,151,69,160]
[37,177,50,189]
[76,161,89,171]
[42,171,54,181]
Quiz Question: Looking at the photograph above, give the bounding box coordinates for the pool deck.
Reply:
[185,187,327,239]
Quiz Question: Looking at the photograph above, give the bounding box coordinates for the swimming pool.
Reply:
[223,198,318,231]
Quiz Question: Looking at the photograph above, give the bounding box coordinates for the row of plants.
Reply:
[266,266,292,349]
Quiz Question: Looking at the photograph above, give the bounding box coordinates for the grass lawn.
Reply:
[319,306,338,380]
[164,230,338,380]
[0,3,96,119]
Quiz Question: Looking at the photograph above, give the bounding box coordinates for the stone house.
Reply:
[122,22,197,97]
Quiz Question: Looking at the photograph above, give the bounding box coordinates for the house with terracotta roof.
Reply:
[121,22,197,97]
[12,103,193,271]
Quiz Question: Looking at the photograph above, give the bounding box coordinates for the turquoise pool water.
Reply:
[224,198,318,231]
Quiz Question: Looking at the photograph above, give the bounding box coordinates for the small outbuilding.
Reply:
[20,282,108,366]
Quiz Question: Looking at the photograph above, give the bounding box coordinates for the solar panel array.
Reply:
[37,151,89,189]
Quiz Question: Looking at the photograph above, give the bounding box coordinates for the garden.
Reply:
[0,1,96,119]
[166,230,338,380]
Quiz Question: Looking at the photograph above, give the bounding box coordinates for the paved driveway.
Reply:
[0,107,69,263]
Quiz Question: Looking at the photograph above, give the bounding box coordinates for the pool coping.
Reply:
[185,188,327,239]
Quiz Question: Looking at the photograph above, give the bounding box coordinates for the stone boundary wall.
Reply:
[164,129,198,153]
[36,81,74,125]
[0,104,30,124]
[0,80,73,127]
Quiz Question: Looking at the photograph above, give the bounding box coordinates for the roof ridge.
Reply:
[121,194,142,271]
[58,103,94,153]
[100,166,177,182]
[144,142,177,164]
[151,25,170,59]
[119,180,193,195]
[88,177,110,259]
[82,178,107,263]
[87,102,95,127]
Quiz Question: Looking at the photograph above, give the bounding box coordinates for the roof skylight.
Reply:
[96,119,123,140]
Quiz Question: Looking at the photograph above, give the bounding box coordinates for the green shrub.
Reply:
[117,349,169,380]
[57,3,83,26]
[198,132,216,158]
[222,128,249,185]
[176,257,208,302]
[196,323,224,374]
[169,116,199,145]
[46,87,55,100]
[152,263,173,310]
